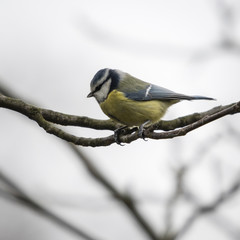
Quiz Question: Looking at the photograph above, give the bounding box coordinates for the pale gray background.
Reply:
[0,0,240,239]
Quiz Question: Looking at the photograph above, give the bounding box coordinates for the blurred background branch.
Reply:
[177,170,240,238]
[0,170,101,240]
[69,144,159,240]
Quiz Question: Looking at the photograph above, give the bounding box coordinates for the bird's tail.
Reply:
[189,95,216,100]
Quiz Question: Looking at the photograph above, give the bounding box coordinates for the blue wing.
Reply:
[125,84,214,101]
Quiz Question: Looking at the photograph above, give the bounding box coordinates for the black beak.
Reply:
[87,92,94,98]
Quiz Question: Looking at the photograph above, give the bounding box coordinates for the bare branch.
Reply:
[0,94,239,147]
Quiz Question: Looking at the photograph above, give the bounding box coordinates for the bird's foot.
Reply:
[138,121,150,141]
[114,126,127,145]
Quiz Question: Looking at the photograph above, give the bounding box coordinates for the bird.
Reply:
[87,68,214,143]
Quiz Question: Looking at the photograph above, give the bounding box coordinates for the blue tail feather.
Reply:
[190,95,216,100]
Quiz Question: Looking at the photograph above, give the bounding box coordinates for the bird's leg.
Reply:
[138,120,151,140]
[114,126,128,145]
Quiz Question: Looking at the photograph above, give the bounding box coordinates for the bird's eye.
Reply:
[94,78,109,93]
[95,84,101,92]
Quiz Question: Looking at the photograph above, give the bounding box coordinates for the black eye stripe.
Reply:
[93,73,112,93]
[93,80,107,93]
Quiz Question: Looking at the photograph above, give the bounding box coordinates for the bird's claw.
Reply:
[114,127,127,146]
[114,121,150,144]
[138,120,150,141]
[138,125,147,141]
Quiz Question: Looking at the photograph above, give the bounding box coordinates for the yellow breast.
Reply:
[100,90,174,126]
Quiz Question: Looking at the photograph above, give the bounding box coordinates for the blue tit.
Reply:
[87,68,214,140]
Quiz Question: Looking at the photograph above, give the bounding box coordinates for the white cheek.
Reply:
[94,80,111,103]
[94,91,105,102]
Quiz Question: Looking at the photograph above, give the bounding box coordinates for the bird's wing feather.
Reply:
[119,74,214,101]
[125,84,195,101]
